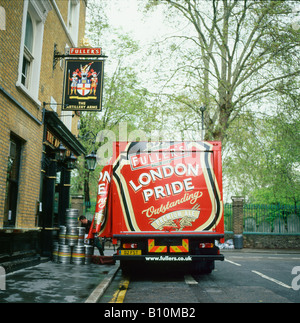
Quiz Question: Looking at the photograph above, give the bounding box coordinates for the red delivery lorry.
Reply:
[90,141,225,274]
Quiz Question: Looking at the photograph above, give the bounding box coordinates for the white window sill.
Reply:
[16,81,41,107]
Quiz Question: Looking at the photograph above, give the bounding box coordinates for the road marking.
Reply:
[225,259,241,266]
[229,255,300,261]
[184,275,198,285]
[109,277,130,303]
[85,266,120,303]
[231,256,263,259]
[251,270,292,289]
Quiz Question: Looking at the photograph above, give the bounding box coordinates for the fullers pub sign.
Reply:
[62,56,104,111]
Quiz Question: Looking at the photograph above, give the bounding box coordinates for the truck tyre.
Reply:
[120,260,131,274]
[204,260,214,274]
[192,260,214,274]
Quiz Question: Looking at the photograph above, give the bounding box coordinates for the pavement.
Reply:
[0,248,299,303]
[0,248,120,303]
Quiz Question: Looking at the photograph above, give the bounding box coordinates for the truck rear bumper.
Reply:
[114,254,224,262]
[114,233,224,240]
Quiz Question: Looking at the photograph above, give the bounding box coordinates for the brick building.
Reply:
[0,0,87,265]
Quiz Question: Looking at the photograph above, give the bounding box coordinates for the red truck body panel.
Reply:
[93,141,224,271]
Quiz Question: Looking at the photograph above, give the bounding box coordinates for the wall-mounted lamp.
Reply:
[55,143,67,162]
[66,153,77,169]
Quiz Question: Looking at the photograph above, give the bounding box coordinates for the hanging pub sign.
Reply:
[62,59,104,111]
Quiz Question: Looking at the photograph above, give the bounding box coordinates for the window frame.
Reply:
[21,12,35,88]
[4,135,24,227]
[16,0,51,106]
[67,0,80,46]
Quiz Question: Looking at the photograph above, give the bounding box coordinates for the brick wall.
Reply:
[0,0,86,231]
[232,197,244,235]
[228,197,300,249]
[225,232,300,249]
[243,234,300,249]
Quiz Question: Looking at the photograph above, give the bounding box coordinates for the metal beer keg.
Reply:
[78,227,85,246]
[58,245,71,264]
[52,242,59,263]
[72,245,85,265]
[65,208,79,227]
[85,245,94,265]
[59,226,66,245]
[66,226,78,246]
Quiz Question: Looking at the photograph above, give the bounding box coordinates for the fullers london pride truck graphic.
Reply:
[89,141,224,274]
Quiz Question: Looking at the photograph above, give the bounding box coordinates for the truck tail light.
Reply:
[199,243,214,249]
[122,243,138,249]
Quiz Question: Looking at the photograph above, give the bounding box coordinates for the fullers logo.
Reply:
[129,143,190,170]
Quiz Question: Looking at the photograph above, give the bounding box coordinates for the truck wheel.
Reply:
[120,260,131,274]
[192,260,214,274]
[204,260,214,274]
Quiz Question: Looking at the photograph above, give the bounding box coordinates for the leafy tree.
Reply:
[144,0,300,142]
[224,108,300,206]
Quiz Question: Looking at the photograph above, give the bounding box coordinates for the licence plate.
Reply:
[120,250,142,255]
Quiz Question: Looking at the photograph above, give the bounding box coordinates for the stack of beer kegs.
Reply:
[52,208,94,265]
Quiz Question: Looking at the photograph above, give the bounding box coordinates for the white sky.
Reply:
[100,0,181,93]
[105,0,174,45]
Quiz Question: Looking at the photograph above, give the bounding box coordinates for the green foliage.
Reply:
[144,0,300,142]
[223,109,300,206]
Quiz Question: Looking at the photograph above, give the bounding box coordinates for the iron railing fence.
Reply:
[224,203,300,234]
[224,203,233,232]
